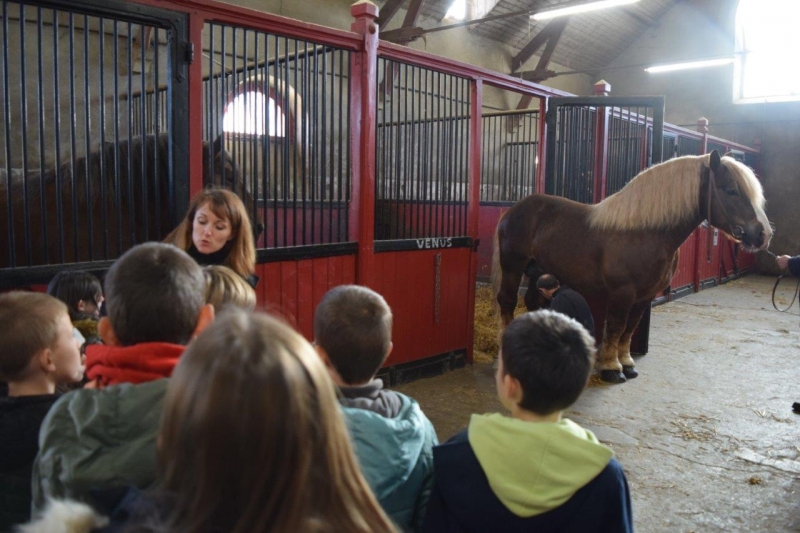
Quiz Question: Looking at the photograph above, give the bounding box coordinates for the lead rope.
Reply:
[764,251,800,313]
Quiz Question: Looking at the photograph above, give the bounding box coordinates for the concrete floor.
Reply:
[396,275,800,533]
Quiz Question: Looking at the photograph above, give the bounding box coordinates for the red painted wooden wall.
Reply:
[372,248,472,366]
[255,254,357,341]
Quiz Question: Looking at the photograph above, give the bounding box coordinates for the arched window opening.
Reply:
[223,90,286,136]
[735,0,800,103]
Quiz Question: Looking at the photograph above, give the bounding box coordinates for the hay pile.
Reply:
[473,284,526,363]
[472,284,604,388]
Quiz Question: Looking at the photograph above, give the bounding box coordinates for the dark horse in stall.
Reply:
[0,133,248,269]
[492,151,772,383]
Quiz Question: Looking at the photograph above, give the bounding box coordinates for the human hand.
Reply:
[776,255,791,271]
[83,378,103,389]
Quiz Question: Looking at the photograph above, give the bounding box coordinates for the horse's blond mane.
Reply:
[588,154,764,231]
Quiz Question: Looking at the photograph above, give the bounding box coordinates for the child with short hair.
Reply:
[314,285,438,532]
[203,264,257,312]
[31,242,214,512]
[47,270,105,345]
[0,292,85,530]
[423,310,633,533]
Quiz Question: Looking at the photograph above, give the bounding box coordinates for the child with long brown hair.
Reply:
[148,310,394,532]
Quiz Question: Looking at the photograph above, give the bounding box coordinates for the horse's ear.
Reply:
[710,150,721,172]
[211,135,223,156]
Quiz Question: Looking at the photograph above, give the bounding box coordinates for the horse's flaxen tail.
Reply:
[491,211,507,319]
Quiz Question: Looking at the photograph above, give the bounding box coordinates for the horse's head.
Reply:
[705,150,772,252]
[203,136,241,189]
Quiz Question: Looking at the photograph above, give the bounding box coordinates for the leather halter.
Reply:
[705,165,746,261]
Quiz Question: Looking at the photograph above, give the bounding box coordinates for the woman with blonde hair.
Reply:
[164,188,258,287]
[203,265,257,312]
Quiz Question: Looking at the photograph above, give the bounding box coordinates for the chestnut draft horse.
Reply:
[492,151,772,383]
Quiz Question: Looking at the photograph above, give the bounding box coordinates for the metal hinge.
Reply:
[185,42,194,64]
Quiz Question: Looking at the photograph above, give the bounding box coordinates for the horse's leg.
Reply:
[617,300,649,380]
[523,260,545,311]
[599,293,634,384]
[498,266,524,326]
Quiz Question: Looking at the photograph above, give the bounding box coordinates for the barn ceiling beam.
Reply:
[381,6,548,44]
[402,0,426,27]
[377,0,406,27]
[621,5,657,27]
[516,68,558,83]
[509,18,567,131]
[510,17,568,73]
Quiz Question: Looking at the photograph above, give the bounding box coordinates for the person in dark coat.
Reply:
[775,255,800,414]
[537,274,595,338]
[423,311,633,533]
[0,292,85,530]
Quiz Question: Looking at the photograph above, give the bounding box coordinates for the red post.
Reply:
[465,79,483,364]
[350,0,379,288]
[188,12,205,197]
[592,79,610,203]
[693,117,709,292]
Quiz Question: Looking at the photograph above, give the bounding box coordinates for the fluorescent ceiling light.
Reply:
[645,58,734,73]
[531,0,640,21]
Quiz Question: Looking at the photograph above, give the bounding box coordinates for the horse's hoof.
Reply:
[622,366,639,379]
[600,370,627,384]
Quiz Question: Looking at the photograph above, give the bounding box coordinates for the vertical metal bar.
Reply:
[153,28,161,237]
[98,18,108,258]
[36,7,48,263]
[427,71,442,237]
[20,5,32,265]
[375,60,382,240]
[207,24,214,184]
[69,12,79,261]
[399,62,407,240]
[139,24,147,240]
[273,34,280,248]
[425,69,432,237]
[251,31,259,228]
[446,75,453,237]
[82,14,93,259]
[419,70,427,236]
[337,49,344,243]
[3,2,15,266]
[306,41,314,244]
[291,38,299,246]
[409,65,417,239]
[461,77,469,235]
[321,44,329,245]
[220,25,227,187]
[127,22,135,245]
[281,37,290,247]
[328,49,335,244]
[345,50,351,242]
[261,31,270,247]
[414,67,422,238]
[240,27,246,200]
[52,8,63,262]
[494,114,500,202]
[112,20,121,256]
